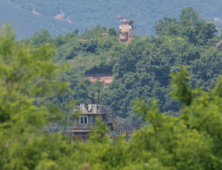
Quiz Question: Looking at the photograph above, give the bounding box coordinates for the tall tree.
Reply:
[0,23,70,169]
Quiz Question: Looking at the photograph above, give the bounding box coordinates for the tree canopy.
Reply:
[30,7,222,124]
[2,23,222,168]
[2,7,222,169]
[0,23,70,169]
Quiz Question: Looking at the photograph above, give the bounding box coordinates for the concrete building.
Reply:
[119,19,135,42]
[69,104,135,141]
[102,33,110,38]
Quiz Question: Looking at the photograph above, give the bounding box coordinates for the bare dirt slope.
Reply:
[86,76,113,88]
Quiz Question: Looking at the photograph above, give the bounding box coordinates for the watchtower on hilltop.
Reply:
[119,19,136,42]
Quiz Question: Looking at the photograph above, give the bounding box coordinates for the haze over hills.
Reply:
[0,1,74,38]
[1,0,222,38]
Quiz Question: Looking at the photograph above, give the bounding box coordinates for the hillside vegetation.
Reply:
[2,0,222,38]
[3,18,222,169]
[25,8,222,125]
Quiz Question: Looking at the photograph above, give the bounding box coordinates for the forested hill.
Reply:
[4,10,222,168]
[1,0,222,38]
[28,7,222,125]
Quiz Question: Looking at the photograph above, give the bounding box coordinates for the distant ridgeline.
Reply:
[2,0,222,38]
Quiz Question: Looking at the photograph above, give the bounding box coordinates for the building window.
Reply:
[79,116,88,124]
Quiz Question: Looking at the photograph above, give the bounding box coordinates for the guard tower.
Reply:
[119,19,135,42]
[69,104,136,141]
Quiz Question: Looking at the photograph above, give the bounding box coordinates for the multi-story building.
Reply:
[69,104,135,141]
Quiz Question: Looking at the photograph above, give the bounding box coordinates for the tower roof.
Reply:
[120,19,134,23]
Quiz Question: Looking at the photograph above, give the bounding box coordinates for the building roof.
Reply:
[120,19,134,23]
[80,113,106,115]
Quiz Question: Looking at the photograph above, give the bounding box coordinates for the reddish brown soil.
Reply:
[85,76,113,88]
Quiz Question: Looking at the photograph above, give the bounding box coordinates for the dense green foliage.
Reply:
[3,22,222,169]
[0,23,71,169]
[2,0,222,38]
[3,7,222,168]
[101,7,221,120]
[30,8,222,125]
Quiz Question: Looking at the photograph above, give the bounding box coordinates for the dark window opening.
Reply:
[79,116,88,124]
